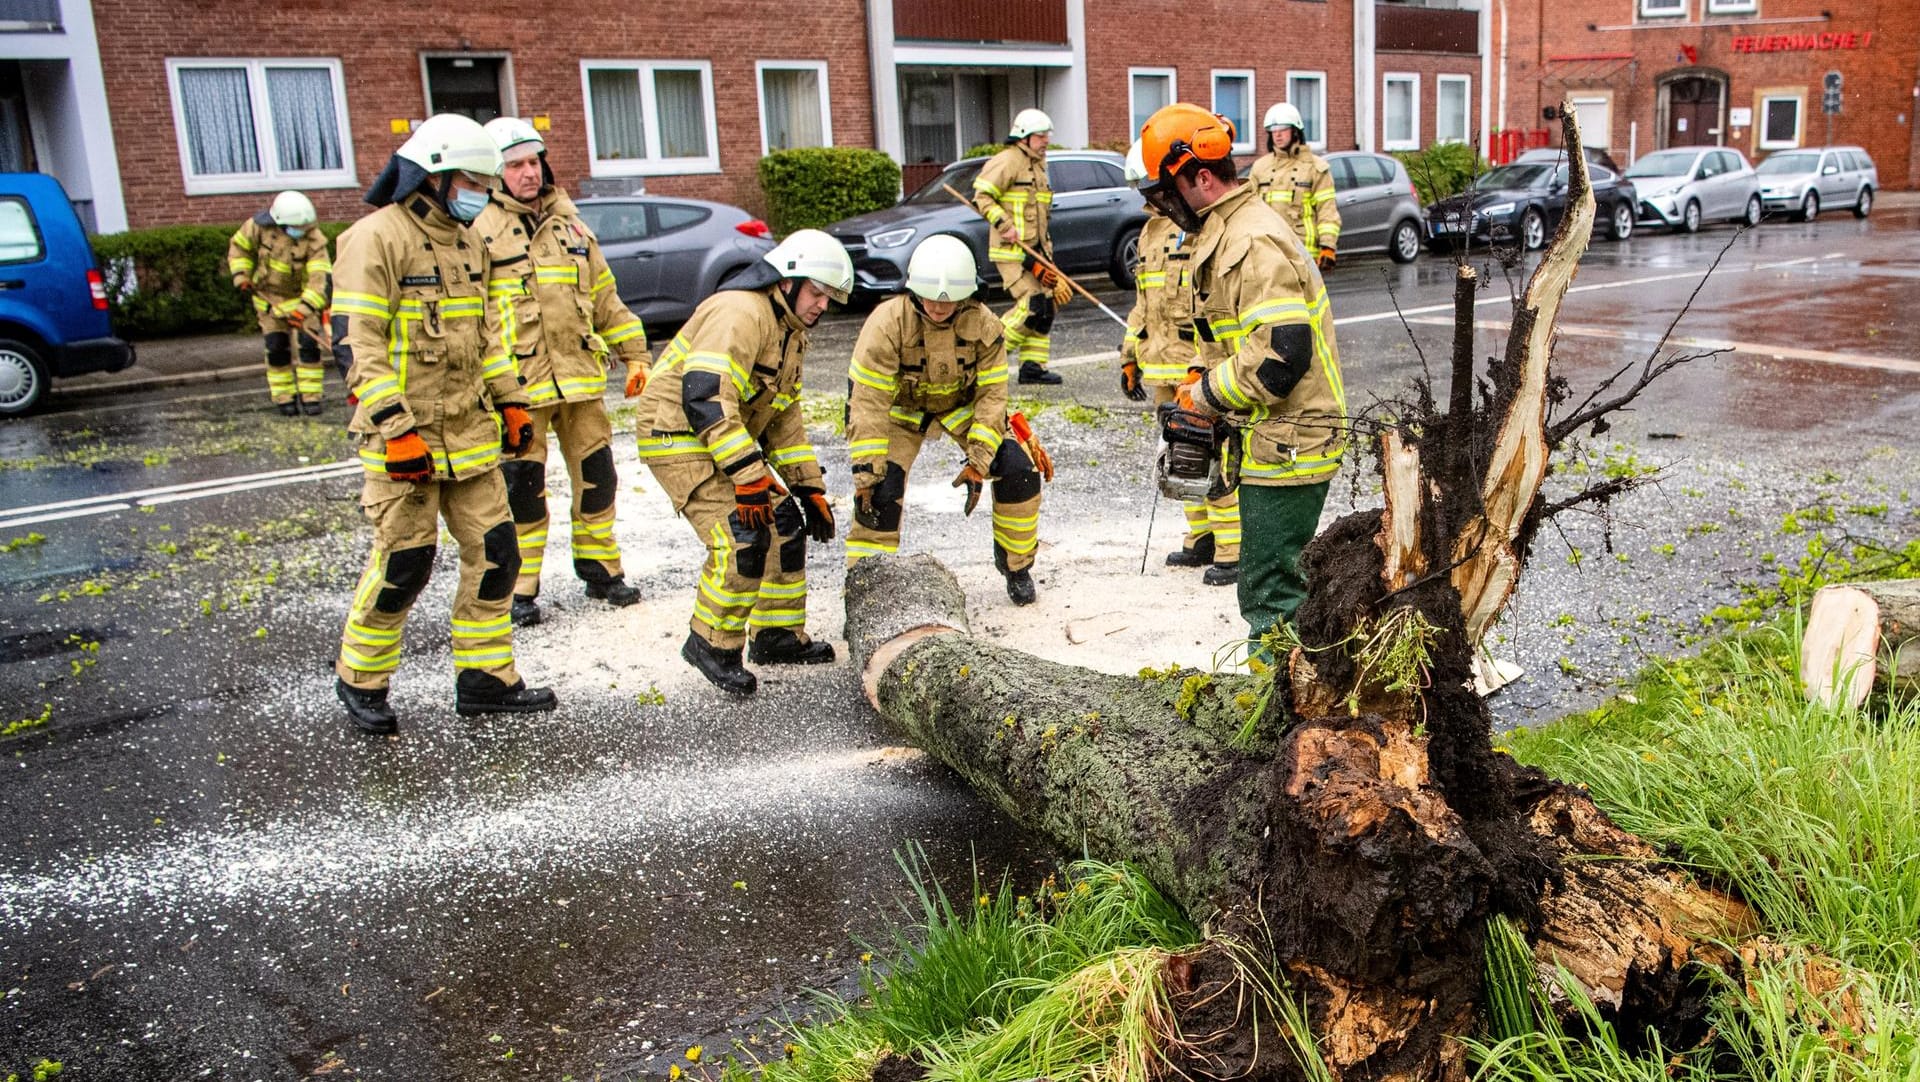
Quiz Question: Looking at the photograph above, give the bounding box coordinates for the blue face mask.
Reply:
[448,187,490,223]
[284,226,306,238]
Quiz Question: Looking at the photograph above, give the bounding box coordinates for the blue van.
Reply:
[0,173,135,416]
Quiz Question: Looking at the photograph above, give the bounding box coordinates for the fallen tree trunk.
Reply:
[1801,580,1920,708]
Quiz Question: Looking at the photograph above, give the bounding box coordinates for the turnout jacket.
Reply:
[1123,211,1200,385]
[1246,144,1342,254]
[227,214,332,319]
[332,194,529,481]
[847,295,1010,483]
[633,286,824,492]
[1186,185,1347,487]
[972,143,1053,265]
[476,187,651,407]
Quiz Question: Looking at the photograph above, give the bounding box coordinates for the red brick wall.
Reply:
[1496,0,1918,187]
[1374,52,1481,149]
[93,0,873,229]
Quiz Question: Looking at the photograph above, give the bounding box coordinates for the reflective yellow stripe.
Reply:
[334,292,390,318]
[534,266,580,285]
[849,361,897,393]
[968,424,1003,449]
[686,350,750,394]
[593,269,616,294]
[850,438,889,460]
[708,429,755,462]
[976,362,1009,387]
[846,539,898,559]
[768,444,816,467]
[638,434,707,458]
[602,319,645,345]
[756,578,808,599]
[888,406,925,427]
[451,614,512,637]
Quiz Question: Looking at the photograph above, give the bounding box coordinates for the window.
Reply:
[1382,73,1418,151]
[1212,71,1254,153]
[1568,94,1612,151]
[581,60,719,176]
[576,201,650,245]
[1759,94,1801,149]
[0,197,41,263]
[1346,155,1390,187]
[1705,0,1755,12]
[1286,72,1327,148]
[1129,69,1176,138]
[1436,75,1470,144]
[653,203,711,234]
[1639,0,1687,16]
[757,61,831,155]
[165,58,355,195]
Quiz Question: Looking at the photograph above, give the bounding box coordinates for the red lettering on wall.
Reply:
[1729,29,1868,52]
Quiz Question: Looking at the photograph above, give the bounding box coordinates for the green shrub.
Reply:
[756,147,902,236]
[1391,143,1492,204]
[965,142,1009,160]
[92,221,352,339]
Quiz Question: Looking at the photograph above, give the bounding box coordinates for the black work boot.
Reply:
[583,575,640,607]
[336,678,398,735]
[1017,361,1062,386]
[1203,562,1241,587]
[1005,567,1037,606]
[300,397,323,416]
[682,632,757,695]
[511,595,542,627]
[455,670,559,716]
[1165,534,1216,568]
[747,627,836,665]
[276,400,300,417]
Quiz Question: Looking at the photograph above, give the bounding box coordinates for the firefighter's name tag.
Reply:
[566,246,590,257]
[400,274,442,287]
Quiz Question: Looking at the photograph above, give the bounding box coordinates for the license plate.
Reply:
[1433,222,1457,233]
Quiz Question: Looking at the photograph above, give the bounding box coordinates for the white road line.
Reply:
[0,460,360,531]
[1407,316,1920,375]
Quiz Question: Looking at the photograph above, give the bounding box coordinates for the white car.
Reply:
[1625,147,1763,234]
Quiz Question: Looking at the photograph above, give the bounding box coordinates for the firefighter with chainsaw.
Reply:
[846,235,1050,605]
[1246,102,1341,272]
[476,117,652,628]
[973,108,1073,385]
[228,190,333,415]
[631,230,850,696]
[330,113,557,734]
[1119,141,1240,586]
[1138,104,1347,646]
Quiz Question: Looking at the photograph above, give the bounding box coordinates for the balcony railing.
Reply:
[894,0,1068,45]
[0,0,61,30]
[1376,5,1478,54]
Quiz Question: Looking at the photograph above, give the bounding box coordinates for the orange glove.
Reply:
[733,475,776,531]
[383,430,433,483]
[952,463,985,516]
[500,405,535,457]
[1317,247,1336,271]
[1174,368,1211,416]
[285,307,307,330]
[792,485,835,542]
[624,360,649,398]
[1120,359,1147,401]
[1009,412,1053,483]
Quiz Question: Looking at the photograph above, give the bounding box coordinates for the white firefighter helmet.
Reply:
[269,190,317,228]
[1009,108,1053,140]
[905,235,977,302]
[1263,101,1305,132]
[763,228,854,303]
[398,113,503,177]
[1123,140,1148,185]
[483,116,545,162]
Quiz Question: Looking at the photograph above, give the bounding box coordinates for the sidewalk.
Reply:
[51,332,264,400]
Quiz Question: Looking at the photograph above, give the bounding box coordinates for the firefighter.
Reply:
[330,113,557,734]
[631,229,850,696]
[973,108,1073,386]
[475,117,651,628]
[1246,102,1341,272]
[228,190,333,415]
[1138,103,1347,647]
[845,235,1050,605]
[1119,141,1239,586]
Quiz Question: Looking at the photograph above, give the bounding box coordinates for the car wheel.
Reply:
[1681,200,1702,234]
[1853,187,1873,219]
[1520,208,1546,250]
[1798,190,1819,222]
[1107,226,1143,290]
[0,338,49,417]
[1608,201,1634,241]
[1388,219,1421,263]
[1742,194,1762,227]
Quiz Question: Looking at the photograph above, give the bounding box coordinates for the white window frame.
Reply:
[1128,67,1177,139]
[1705,0,1755,12]
[579,59,721,177]
[1382,72,1419,151]
[1757,93,1803,150]
[1285,70,1328,150]
[165,57,357,196]
[754,60,833,156]
[1211,69,1256,154]
[1639,0,1688,17]
[1435,74,1471,144]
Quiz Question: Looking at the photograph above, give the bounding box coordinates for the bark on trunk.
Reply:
[1802,580,1920,708]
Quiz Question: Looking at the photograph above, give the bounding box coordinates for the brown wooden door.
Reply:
[1666,77,1722,146]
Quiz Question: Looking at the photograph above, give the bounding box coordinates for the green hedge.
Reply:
[1390,143,1493,205]
[965,143,1008,161]
[757,148,902,236]
[92,221,350,339]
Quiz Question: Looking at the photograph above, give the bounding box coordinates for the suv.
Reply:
[0,173,134,415]
[1755,146,1876,221]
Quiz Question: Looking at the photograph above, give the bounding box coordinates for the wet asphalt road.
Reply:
[2,209,1918,1079]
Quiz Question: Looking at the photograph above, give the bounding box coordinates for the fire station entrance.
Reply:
[1660,72,1726,147]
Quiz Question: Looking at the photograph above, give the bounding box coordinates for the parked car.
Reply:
[1755,145,1877,221]
[1423,157,1638,252]
[825,150,1147,299]
[1323,151,1425,263]
[0,173,134,416]
[1510,147,1642,241]
[1624,146,1762,234]
[573,195,777,327]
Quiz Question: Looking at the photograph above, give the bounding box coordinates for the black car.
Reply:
[1425,157,1638,252]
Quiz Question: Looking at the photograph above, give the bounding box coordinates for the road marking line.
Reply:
[0,460,360,531]
[1407,317,1920,375]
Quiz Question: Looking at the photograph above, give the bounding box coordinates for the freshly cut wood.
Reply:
[1802,580,1920,708]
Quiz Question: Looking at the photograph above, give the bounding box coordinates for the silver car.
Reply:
[573,196,779,326]
[1625,146,1762,234]
[1324,151,1424,263]
[1756,145,1877,221]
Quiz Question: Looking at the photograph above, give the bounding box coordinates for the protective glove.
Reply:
[792,484,836,543]
[732,475,777,531]
[1120,359,1147,402]
[1009,412,1053,483]
[234,277,252,293]
[1173,368,1215,417]
[499,405,536,457]
[624,359,649,398]
[383,430,434,483]
[952,464,985,517]
[285,307,309,330]
[1051,276,1074,307]
[1316,247,1337,272]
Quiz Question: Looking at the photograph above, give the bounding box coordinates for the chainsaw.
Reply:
[1155,402,1238,502]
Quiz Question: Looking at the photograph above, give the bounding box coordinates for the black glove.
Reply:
[792,484,836,543]
[1120,359,1147,401]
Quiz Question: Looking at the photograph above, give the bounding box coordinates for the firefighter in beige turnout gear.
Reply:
[228,190,332,415]
[1119,142,1240,584]
[1139,104,1347,650]
[632,230,849,696]
[1246,102,1342,271]
[476,117,653,627]
[846,235,1046,605]
[973,108,1072,386]
[330,113,558,734]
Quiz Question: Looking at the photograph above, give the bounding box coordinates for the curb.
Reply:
[51,362,265,400]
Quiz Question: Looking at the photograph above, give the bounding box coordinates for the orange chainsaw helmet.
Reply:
[1137,103,1237,231]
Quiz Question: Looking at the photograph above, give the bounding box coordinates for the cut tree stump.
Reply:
[1802,580,1920,708]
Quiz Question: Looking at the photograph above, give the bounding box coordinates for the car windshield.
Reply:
[903,162,986,205]
[1474,164,1552,190]
[1756,152,1821,175]
[1626,151,1696,178]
